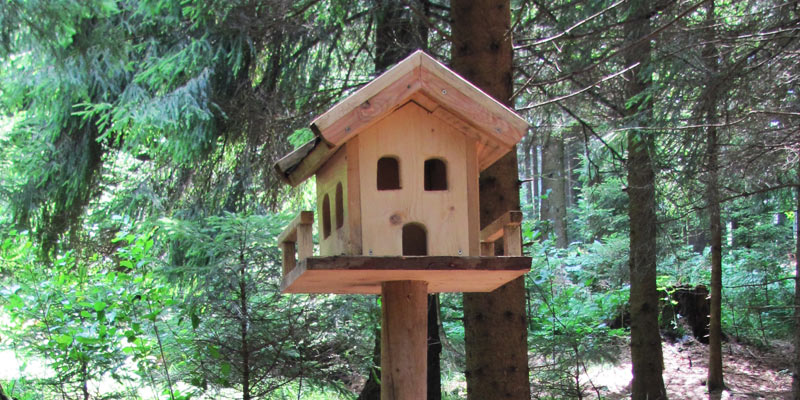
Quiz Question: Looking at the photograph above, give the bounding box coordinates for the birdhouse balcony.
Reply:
[278,210,530,294]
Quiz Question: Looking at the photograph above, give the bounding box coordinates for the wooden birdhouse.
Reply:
[275,50,531,295]
[274,50,532,399]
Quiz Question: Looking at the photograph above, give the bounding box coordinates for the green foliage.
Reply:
[524,225,628,399]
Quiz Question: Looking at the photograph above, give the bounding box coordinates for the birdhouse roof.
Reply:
[275,50,529,187]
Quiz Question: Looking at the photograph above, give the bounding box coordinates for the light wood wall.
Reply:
[316,147,351,256]
[358,102,478,256]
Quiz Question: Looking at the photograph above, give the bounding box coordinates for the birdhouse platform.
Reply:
[278,210,530,294]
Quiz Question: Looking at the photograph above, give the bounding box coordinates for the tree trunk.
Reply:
[541,130,568,248]
[427,295,442,400]
[623,0,667,398]
[703,0,724,391]
[451,1,531,399]
[532,132,540,220]
[793,160,800,399]
[240,256,251,400]
[522,134,535,217]
[706,120,724,391]
[565,126,582,208]
[375,0,428,71]
[357,329,381,400]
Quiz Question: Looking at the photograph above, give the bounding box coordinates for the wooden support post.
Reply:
[503,224,522,257]
[480,241,494,257]
[381,280,428,400]
[297,223,313,260]
[278,211,314,275]
[281,242,296,276]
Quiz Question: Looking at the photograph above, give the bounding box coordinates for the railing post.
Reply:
[297,223,313,261]
[278,211,314,275]
[479,211,523,256]
[503,224,522,257]
[480,241,494,256]
[281,242,297,276]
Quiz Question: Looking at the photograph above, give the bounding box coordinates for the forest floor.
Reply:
[584,338,793,399]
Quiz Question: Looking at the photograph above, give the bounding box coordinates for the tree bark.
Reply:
[793,159,800,399]
[703,0,724,391]
[375,0,428,71]
[451,1,531,399]
[240,259,251,400]
[623,0,667,398]
[541,130,568,248]
[522,134,535,217]
[565,126,582,208]
[427,295,442,400]
[357,328,382,400]
[532,132,540,220]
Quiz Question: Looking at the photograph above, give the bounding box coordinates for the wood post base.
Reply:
[381,280,428,400]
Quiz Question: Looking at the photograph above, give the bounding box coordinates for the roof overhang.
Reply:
[274,50,529,187]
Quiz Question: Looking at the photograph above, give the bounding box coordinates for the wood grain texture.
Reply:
[316,69,422,146]
[281,242,296,276]
[358,102,470,257]
[381,281,428,400]
[312,52,422,137]
[503,224,522,257]
[278,211,314,275]
[465,136,480,256]
[277,211,314,243]
[316,148,350,256]
[345,139,363,255]
[419,52,528,136]
[280,255,531,294]
[480,210,523,243]
[419,66,522,148]
[274,138,336,187]
[275,51,529,188]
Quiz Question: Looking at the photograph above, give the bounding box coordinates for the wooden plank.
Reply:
[312,52,423,136]
[358,103,471,256]
[408,92,439,112]
[315,147,349,256]
[381,280,428,400]
[346,139,363,255]
[477,145,508,171]
[465,136,480,256]
[280,255,531,294]
[277,211,314,244]
[480,241,494,257]
[418,52,529,138]
[480,210,523,243]
[503,224,522,257]
[273,138,337,187]
[419,66,526,149]
[297,223,313,260]
[430,106,501,151]
[281,242,296,275]
[314,68,422,146]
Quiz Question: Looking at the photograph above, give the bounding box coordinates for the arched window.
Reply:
[424,158,447,191]
[402,223,428,256]
[335,182,344,229]
[377,156,401,190]
[322,194,331,239]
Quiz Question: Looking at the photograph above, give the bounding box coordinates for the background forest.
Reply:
[0,0,798,399]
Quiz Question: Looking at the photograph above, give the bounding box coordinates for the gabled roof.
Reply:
[275,50,529,187]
